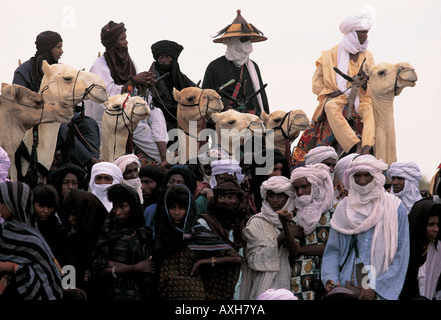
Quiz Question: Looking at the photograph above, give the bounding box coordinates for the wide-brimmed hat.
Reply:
[213,9,267,43]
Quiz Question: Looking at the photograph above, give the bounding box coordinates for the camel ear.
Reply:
[173,88,180,102]
[261,110,269,123]
[363,62,373,76]
[211,112,219,123]
[42,60,51,76]
[1,83,19,100]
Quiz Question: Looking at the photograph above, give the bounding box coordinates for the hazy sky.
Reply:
[1,0,440,181]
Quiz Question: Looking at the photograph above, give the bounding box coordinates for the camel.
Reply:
[101,93,151,162]
[173,87,224,163]
[1,83,73,176]
[16,61,108,181]
[211,109,266,160]
[363,61,417,164]
[261,109,310,162]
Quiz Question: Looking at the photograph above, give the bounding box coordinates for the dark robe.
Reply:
[202,56,270,116]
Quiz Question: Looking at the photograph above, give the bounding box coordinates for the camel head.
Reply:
[41,60,108,105]
[261,109,310,141]
[174,87,224,122]
[104,93,151,126]
[1,83,73,127]
[211,109,265,155]
[364,62,417,97]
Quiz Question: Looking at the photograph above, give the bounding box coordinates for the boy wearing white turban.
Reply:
[310,12,375,155]
[289,163,335,300]
[113,154,143,204]
[89,162,123,211]
[239,176,298,300]
[387,161,423,214]
[322,155,410,300]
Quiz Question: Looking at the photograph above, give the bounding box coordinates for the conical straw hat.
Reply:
[213,10,267,43]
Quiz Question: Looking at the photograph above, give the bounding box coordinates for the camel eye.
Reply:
[186,96,196,103]
[227,119,236,125]
[378,70,386,77]
[273,118,282,123]
[62,76,73,82]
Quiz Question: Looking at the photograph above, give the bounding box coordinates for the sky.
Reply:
[1,0,440,182]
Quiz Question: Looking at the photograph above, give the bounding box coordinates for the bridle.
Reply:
[394,66,414,96]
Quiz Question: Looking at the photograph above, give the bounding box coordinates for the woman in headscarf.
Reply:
[89,162,123,212]
[13,30,63,92]
[289,163,335,300]
[113,154,143,204]
[400,199,441,299]
[239,176,298,300]
[146,164,198,236]
[90,184,155,300]
[61,187,108,297]
[198,178,249,299]
[153,184,242,300]
[0,181,63,300]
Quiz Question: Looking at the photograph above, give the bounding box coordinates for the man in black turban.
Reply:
[149,40,197,133]
[13,30,63,92]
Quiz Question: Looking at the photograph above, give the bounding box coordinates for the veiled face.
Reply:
[116,32,128,49]
[356,30,369,44]
[353,171,373,186]
[427,215,439,243]
[50,41,63,62]
[292,178,312,197]
[266,190,289,212]
[391,176,405,193]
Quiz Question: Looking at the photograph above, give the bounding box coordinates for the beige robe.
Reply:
[311,45,376,153]
[239,216,291,300]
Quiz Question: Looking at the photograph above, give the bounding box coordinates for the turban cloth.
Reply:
[304,146,338,165]
[387,161,422,213]
[210,159,244,188]
[113,154,141,173]
[257,288,298,300]
[35,31,62,56]
[339,12,374,35]
[334,153,358,189]
[100,21,126,50]
[151,40,184,61]
[138,164,166,183]
[290,163,334,234]
[257,176,295,229]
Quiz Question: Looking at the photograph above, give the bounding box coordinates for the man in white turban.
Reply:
[289,163,334,300]
[239,176,298,300]
[322,155,410,300]
[113,154,143,204]
[209,158,244,188]
[89,162,123,211]
[309,12,375,156]
[387,161,423,214]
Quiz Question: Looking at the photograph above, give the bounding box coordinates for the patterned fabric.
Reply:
[157,246,239,300]
[134,146,158,167]
[291,208,333,300]
[291,105,363,167]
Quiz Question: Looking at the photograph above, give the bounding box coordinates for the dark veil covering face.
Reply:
[30,31,63,90]
[153,184,232,263]
[100,21,136,85]
[0,181,63,300]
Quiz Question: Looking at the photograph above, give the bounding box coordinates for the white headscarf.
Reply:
[224,37,264,113]
[113,154,143,204]
[290,163,334,234]
[256,176,295,229]
[334,153,358,189]
[337,13,373,113]
[387,161,422,214]
[89,162,123,211]
[331,155,401,275]
[304,146,338,165]
[210,158,244,188]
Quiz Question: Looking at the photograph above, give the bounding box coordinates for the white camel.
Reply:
[16,61,108,181]
[101,94,151,162]
[363,61,417,164]
[1,83,73,178]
